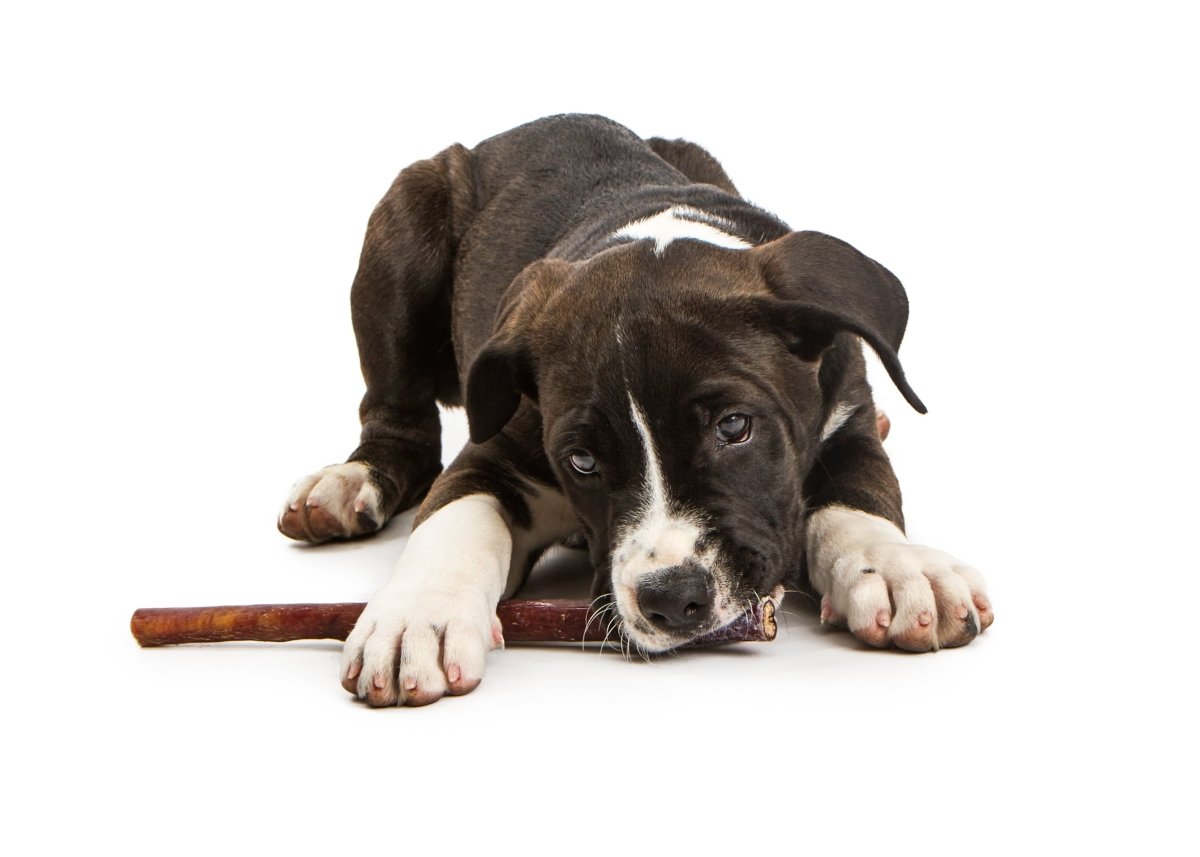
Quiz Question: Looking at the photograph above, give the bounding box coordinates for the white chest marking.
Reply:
[821,402,859,443]
[613,205,752,255]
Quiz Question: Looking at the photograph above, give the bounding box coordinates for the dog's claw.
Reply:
[973,594,995,631]
[819,594,845,627]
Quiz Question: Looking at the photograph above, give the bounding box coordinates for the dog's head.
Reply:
[465,231,924,652]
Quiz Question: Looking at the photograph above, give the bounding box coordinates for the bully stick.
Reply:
[130,598,776,649]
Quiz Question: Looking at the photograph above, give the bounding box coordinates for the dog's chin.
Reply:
[621,623,693,655]
[617,612,728,655]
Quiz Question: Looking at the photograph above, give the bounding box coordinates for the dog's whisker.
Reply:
[583,595,616,651]
[600,606,623,654]
[606,615,624,654]
[778,608,806,631]
[778,587,814,604]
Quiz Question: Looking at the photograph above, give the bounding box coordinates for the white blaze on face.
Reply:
[611,394,704,582]
[612,394,726,646]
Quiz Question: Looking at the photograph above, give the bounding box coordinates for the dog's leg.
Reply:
[341,412,576,706]
[803,408,994,651]
[646,137,740,196]
[279,145,475,543]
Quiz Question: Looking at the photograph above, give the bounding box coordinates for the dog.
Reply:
[278,114,993,706]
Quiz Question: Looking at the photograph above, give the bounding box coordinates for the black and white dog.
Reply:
[279,115,993,706]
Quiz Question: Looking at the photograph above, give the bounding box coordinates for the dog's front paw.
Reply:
[340,584,504,707]
[808,506,993,652]
[278,462,386,543]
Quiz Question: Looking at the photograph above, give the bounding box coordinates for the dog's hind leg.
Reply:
[279,145,476,543]
[646,137,740,195]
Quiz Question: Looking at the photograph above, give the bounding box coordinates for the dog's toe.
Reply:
[340,582,498,708]
[813,523,992,653]
[845,576,892,647]
[973,594,995,631]
[891,611,938,652]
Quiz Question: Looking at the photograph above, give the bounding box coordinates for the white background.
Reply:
[2,1,1196,854]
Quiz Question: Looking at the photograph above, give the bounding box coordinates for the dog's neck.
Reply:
[611,205,753,255]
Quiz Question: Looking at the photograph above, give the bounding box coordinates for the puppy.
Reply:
[279,114,993,706]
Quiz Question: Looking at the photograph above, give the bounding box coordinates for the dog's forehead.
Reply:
[539,242,771,373]
[532,241,807,455]
[547,241,765,323]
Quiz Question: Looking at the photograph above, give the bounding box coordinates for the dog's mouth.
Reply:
[608,583,785,655]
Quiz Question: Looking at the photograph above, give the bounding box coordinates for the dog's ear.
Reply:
[465,260,566,444]
[465,336,537,444]
[753,231,927,414]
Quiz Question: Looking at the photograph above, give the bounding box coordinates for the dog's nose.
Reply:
[635,564,713,633]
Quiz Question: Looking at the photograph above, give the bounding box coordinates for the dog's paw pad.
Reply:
[278,462,384,543]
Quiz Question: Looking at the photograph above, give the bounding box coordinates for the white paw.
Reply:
[808,506,993,651]
[341,582,504,706]
[340,494,515,706]
[278,462,385,543]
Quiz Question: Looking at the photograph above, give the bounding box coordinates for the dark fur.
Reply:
[282,114,923,615]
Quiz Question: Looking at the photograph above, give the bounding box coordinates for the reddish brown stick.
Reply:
[130,598,776,649]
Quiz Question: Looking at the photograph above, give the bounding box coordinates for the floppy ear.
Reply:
[465,336,537,443]
[753,231,927,414]
[464,260,565,444]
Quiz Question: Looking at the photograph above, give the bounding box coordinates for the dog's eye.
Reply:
[569,451,598,475]
[716,413,751,444]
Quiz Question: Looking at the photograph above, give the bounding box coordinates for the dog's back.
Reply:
[451,114,789,360]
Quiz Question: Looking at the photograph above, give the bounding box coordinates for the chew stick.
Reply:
[130,598,776,649]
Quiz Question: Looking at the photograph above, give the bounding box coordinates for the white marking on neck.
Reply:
[613,205,752,255]
[821,402,859,443]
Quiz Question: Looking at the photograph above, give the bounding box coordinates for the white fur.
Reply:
[508,482,581,598]
[611,395,704,585]
[341,484,581,704]
[806,505,989,649]
[611,394,746,650]
[613,205,752,255]
[342,494,513,705]
[820,402,858,443]
[279,461,382,532]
